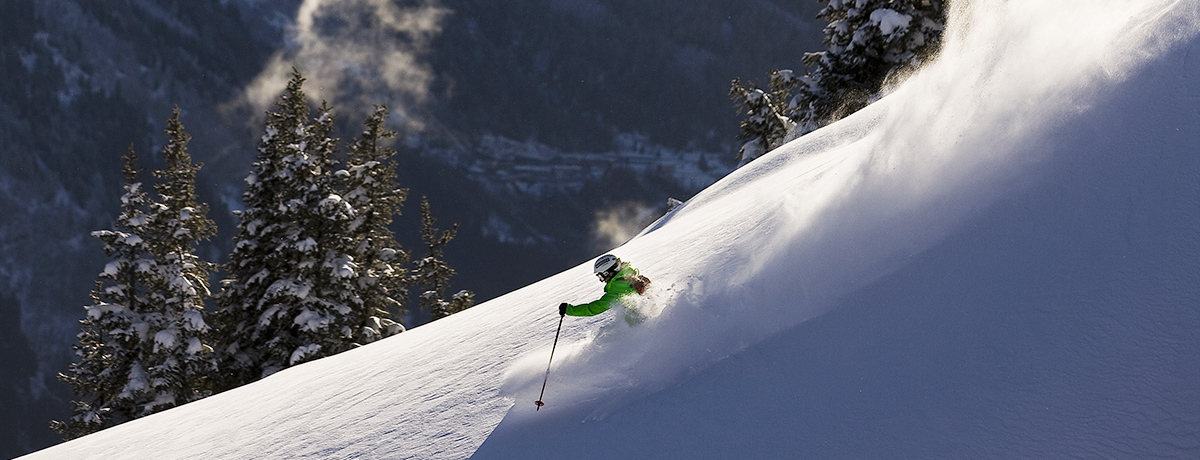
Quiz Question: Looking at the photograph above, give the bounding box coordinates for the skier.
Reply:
[558,254,651,323]
[534,254,651,410]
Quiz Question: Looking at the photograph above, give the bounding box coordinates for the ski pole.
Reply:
[534,312,566,410]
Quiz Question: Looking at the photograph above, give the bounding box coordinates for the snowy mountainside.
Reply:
[0,1,820,455]
[19,0,1200,459]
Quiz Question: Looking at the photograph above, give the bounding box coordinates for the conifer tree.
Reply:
[341,105,408,339]
[730,69,798,166]
[54,111,219,439]
[303,99,371,357]
[141,107,218,409]
[217,70,365,389]
[413,197,474,321]
[53,148,158,439]
[732,0,946,164]
[793,0,946,135]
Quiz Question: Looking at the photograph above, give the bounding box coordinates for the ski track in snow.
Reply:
[21,1,1200,459]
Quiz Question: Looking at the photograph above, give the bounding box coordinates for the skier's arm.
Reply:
[562,290,622,316]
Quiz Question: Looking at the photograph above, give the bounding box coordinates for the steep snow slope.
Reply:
[472,3,1200,458]
[21,1,1200,459]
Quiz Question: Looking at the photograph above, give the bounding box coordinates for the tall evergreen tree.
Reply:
[730,69,798,166]
[413,197,475,321]
[217,70,366,390]
[303,99,371,358]
[140,107,218,409]
[792,0,946,135]
[54,111,219,439]
[53,148,158,439]
[341,105,408,339]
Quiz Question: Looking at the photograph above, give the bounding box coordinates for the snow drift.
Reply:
[22,0,1200,458]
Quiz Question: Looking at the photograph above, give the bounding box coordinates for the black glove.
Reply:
[558,302,569,316]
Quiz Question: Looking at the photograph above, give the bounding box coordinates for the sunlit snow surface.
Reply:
[23,1,1200,458]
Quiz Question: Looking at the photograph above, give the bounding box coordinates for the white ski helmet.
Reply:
[594,254,621,281]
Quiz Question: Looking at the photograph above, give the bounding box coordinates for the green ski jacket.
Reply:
[563,264,648,317]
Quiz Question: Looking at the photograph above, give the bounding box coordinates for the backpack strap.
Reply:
[619,274,651,295]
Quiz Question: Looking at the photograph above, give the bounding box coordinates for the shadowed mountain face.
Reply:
[0,0,822,455]
[17,2,1200,458]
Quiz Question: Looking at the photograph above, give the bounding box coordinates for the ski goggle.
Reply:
[596,268,618,282]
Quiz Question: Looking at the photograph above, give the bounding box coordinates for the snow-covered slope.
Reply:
[21,1,1200,458]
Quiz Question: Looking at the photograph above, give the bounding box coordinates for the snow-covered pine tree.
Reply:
[730,69,798,166]
[216,70,364,390]
[792,0,946,135]
[55,111,220,439]
[53,147,158,439]
[140,107,218,411]
[341,105,408,340]
[413,197,474,321]
[305,99,372,357]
